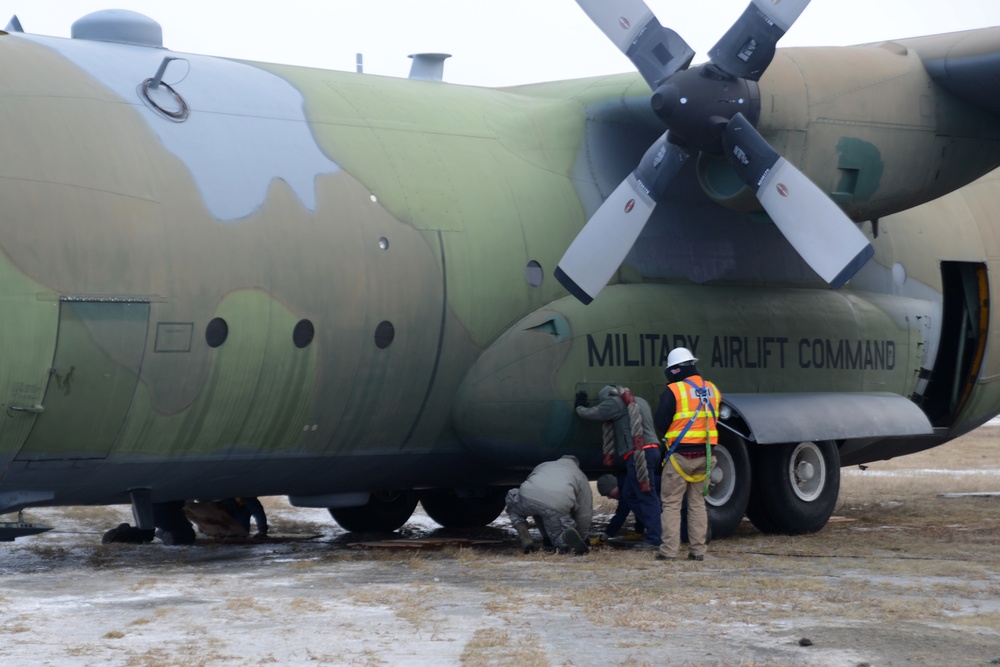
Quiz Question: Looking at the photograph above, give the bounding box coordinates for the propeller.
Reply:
[556,0,874,304]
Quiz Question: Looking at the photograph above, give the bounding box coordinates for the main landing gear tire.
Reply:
[705,437,751,539]
[328,490,419,533]
[419,488,508,528]
[746,440,840,535]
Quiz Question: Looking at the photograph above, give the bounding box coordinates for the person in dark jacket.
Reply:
[576,385,662,550]
[220,497,269,538]
[592,473,650,544]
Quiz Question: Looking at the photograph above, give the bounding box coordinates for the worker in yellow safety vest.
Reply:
[653,347,721,562]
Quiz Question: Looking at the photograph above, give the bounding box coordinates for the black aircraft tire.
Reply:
[328,490,419,533]
[705,437,751,539]
[746,440,840,535]
[419,488,508,528]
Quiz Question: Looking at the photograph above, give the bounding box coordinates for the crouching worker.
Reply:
[591,474,649,545]
[184,497,269,539]
[505,455,592,555]
[221,497,269,538]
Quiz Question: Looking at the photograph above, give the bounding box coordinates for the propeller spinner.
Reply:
[555,0,874,304]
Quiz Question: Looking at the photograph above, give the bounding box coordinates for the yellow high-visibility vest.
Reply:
[664,375,720,444]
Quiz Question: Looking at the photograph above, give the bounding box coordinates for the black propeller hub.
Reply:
[650,66,760,156]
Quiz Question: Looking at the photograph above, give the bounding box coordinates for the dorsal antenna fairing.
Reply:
[408,53,451,82]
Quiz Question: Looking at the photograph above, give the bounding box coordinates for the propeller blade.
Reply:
[556,135,688,304]
[722,113,873,287]
[555,175,656,305]
[576,0,695,89]
[707,0,810,80]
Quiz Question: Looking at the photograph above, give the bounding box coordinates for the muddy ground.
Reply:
[1,430,999,667]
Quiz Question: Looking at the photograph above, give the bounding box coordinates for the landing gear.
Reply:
[419,488,507,528]
[705,437,751,539]
[746,440,840,535]
[328,490,418,533]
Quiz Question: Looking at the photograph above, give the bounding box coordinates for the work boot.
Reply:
[514,522,536,553]
[688,553,705,561]
[562,528,589,555]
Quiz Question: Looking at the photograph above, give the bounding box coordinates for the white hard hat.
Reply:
[666,346,698,369]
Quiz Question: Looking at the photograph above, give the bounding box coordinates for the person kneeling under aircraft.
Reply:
[220,497,269,538]
[179,497,269,539]
[505,455,592,555]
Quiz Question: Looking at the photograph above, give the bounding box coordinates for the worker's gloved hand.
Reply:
[639,480,652,493]
[574,391,588,408]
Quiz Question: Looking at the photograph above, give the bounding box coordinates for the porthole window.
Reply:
[293,319,315,348]
[374,320,395,349]
[525,260,543,287]
[205,317,228,348]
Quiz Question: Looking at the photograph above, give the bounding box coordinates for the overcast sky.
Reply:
[8,1,1000,86]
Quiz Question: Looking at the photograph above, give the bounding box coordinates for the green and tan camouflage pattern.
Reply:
[0,20,998,514]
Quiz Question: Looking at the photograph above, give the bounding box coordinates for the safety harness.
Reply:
[664,378,716,495]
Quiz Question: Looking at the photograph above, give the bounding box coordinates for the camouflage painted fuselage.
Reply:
[1,24,999,513]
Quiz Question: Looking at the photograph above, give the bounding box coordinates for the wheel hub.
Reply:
[788,442,826,502]
[707,444,736,507]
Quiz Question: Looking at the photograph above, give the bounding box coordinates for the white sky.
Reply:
[7,1,1000,86]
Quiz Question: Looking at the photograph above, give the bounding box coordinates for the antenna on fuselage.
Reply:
[5,15,23,32]
[408,53,451,82]
[356,53,363,74]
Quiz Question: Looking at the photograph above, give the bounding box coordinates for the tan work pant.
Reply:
[658,454,708,559]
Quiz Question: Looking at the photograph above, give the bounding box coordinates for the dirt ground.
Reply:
[1,429,999,667]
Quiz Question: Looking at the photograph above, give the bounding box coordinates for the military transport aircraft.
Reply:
[1,0,999,544]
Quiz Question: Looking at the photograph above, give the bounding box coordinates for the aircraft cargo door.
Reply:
[917,262,989,427]
[15,300,150,461]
